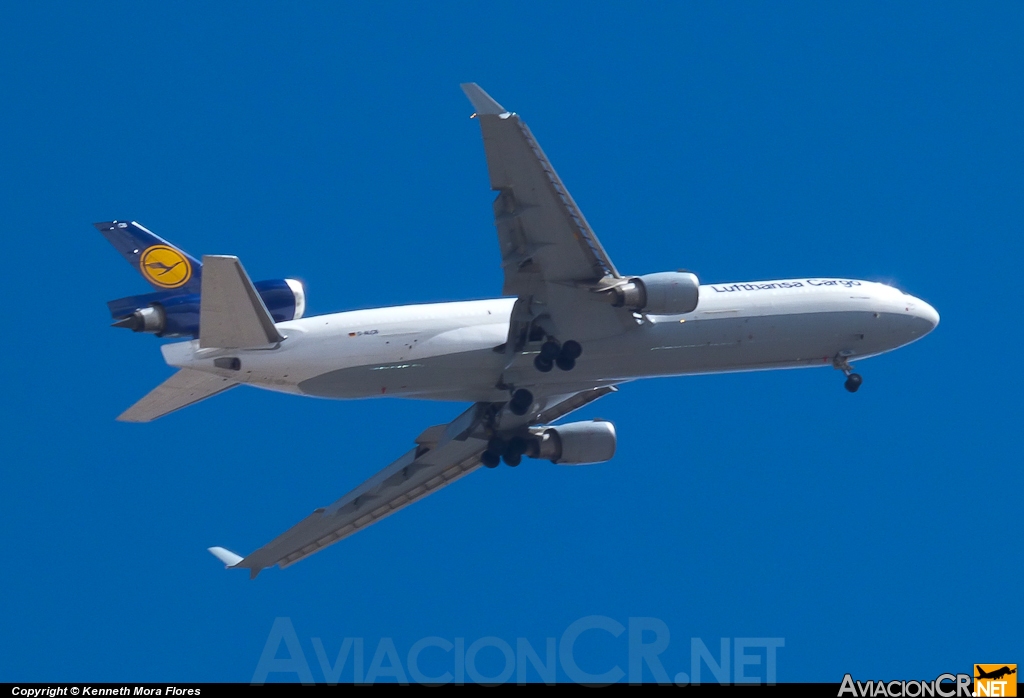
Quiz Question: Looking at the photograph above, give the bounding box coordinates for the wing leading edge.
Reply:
[460,83,619,295]
[211,387,615,578]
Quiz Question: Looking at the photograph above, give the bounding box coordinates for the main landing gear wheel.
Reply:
[560,340,582,360]
[507,436,528,456]
[482,436,529,468]
[539,341,561,361]
[557,340,582,371]
[533,339,583,372]
[509,388,533,416]
[502,436,528,466]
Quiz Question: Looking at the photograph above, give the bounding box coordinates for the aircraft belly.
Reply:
[571,310,902,380]
[298,347,507,401]
[294,309,920,400]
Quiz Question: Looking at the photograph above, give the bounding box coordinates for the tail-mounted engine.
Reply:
[605,271,700,315]
[108,278,305,338]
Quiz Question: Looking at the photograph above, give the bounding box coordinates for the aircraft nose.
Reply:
[906,297,939,339]
[915,298,940,332]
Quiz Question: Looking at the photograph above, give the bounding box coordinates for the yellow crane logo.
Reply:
[139,245,192,289]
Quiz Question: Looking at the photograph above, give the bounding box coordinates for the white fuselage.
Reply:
[162,278,939,402]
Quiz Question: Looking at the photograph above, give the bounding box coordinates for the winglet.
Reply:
[460,83,509,116]
[208,546,244,568]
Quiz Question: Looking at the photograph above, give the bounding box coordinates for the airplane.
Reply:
[975,666,1016,681]
[97,84,939,578]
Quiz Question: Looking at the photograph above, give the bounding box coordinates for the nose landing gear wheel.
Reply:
[834,355,862,393]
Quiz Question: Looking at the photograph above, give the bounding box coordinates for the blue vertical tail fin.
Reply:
[95,221,203,293]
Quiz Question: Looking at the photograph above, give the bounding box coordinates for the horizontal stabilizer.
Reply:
[118,368,238,423]
[208,546,243,567]
[199,255,285,349]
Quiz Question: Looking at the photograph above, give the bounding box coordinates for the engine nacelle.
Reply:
[270,278,306,321]
[530,420,617,465]
[109,278,306,337]
[610,271,700,315]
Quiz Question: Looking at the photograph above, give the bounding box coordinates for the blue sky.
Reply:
[1,1,1021,683]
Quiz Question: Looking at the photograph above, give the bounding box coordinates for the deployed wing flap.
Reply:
[117,368,238,423]
[199,255,284,349]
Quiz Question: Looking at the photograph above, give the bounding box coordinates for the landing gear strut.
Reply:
[834,355,862,393]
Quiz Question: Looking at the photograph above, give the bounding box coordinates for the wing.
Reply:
[212,386,615,578]
[462,84,637,344]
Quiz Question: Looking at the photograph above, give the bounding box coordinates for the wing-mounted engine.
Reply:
[108,278,305,338]
[604,271,700,315]
[530,420,617,465]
